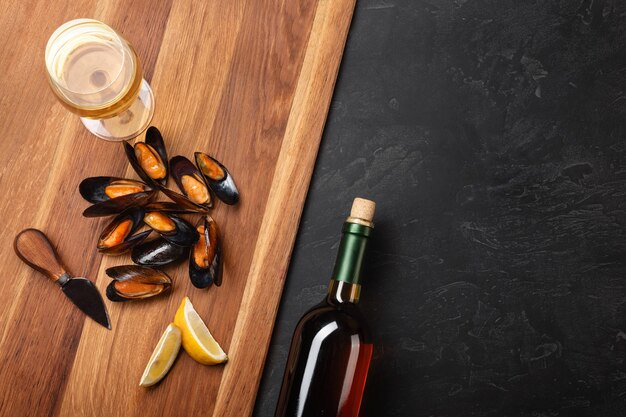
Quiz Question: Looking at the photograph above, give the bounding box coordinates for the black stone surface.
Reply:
[254,0,626,416]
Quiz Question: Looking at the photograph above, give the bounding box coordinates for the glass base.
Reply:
[80,79,155,142]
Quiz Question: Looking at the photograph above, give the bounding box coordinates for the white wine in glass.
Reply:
[45,19,154,141]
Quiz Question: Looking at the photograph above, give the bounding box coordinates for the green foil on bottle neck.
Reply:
[331,222,372,285]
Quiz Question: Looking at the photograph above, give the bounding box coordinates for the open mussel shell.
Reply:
[78,177,156,217]
[131,237,188,266]
[170,156,214,207]
[143,211,199,247]
[189,216,222,288]
[79,177,149,203]
[195,152,239,205]
[105,265,172,302]
[80,177,155,217]
[124,126,169,186]
[97,207,150,255]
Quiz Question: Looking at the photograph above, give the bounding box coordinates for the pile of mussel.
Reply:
[79,127,239,302]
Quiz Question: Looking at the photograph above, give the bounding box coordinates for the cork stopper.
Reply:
[350,198,376,222]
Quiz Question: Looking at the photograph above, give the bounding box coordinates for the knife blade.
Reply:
[13,228,111,330]
[61,277,111,329]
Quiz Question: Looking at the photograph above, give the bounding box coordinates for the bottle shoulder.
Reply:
[295,300,371,342]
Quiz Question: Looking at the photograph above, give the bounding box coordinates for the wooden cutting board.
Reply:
[0,0,355,416]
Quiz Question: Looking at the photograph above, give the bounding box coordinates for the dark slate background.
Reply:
[254,0,626,416]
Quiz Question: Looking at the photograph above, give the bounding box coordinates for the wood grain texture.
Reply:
[0,0,355,416]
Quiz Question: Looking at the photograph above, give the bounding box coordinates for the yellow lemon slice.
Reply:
[174,296,228,365]
[139,323,182,387]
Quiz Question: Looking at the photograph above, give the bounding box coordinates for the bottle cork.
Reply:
[350,198,376,222]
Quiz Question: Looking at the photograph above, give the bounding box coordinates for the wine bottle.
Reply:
[274,198,375,417]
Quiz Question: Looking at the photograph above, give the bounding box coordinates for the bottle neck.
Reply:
[327,280,361,304]
[328,220,372,304]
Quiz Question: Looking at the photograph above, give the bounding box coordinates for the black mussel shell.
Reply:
[195,152,239,205]
[146,126,167,158]
[189,216,222,288]
[170,156,214,208]
[131,237,188,266]
[124,127,169,185]
[156,184,211,213]
[82,191,155,218]
[105,265,171,302]
[79,177,149,203]
[143,211,199,247]
[80,177,155,217]
[97,207,150,255]
[143,201,199,215]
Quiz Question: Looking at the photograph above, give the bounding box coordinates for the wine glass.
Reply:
[45,18,154,141]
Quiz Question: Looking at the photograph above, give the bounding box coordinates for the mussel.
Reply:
[195,152,239,205]
[131,237,188,266]
[171,156,214,206]
[105,265,172,302]
[79,177,155,217]
[124,126,169,185]
[189,216,222,288]
[154,156,213,213]
[143,211,199,247]
[97,207,151,255]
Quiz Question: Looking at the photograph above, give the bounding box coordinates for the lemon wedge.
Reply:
[174,296,228,365]
[139,323,182,387]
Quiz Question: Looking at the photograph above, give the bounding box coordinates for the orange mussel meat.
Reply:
[104,180,145,199]
[113,280,165,298]
[196,153,225,180]
[99,219,133,248]
[181,174,210,205]
[134,143,166,180]
[144,212,176,232]
[193,225,209,268]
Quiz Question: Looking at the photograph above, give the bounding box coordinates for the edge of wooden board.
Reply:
[212,0,357,415]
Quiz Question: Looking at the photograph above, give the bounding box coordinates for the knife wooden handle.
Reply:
[14,228,68,283]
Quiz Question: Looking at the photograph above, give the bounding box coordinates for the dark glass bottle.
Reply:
[274,198,375,417]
